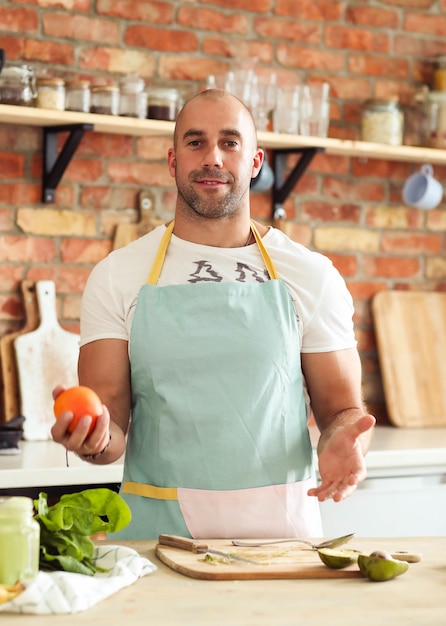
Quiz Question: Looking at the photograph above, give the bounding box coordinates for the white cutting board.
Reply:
[14,280,80,440]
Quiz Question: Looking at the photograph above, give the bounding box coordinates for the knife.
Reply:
[158,534,261,565]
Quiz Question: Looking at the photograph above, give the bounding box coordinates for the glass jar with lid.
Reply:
[119,72,147,118]
[0,496,40,586]
[433,55,446,92]
[36,77,66,110]
[0,62,36,106]
[425,91,446,149]
[90,85,119,115]
[360,98,404,145]
[65,80,91,113]
[146,87,180,121]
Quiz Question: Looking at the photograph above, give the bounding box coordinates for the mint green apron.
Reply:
[117,221,322,539]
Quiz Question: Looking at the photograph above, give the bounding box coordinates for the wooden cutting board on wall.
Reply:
[113,190,164,250]
[372,290,446,427]
[0,280,39,423]
[14,280,80,440]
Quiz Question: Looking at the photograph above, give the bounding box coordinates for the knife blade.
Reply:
[158,534,261,565]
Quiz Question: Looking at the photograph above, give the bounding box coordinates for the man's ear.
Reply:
[167,147,176,177]
[252,148,264,178]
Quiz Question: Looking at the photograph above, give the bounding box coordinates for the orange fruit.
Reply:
[54,386,102,434]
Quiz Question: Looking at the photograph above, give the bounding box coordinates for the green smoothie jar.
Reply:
[0,496,40,585]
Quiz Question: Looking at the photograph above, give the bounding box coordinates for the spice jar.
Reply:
[90,85,119,115]
[119,73,147,118]
[0,497,40,586]
[433,55,446,92]
[36,77,65,111]
[146,87,180,121]
[425,91,446,149]
[0,62,36,106]
[65,80,91,113]
[360,98,404,145]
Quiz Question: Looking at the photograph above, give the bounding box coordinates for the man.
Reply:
[52,89,375,539]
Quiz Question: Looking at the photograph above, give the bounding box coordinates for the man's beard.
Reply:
[176,170,249,219]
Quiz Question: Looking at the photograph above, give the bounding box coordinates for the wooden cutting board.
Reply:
[372,290,446,427]
[0,280,39,423]
[113,190,164,250]
[14,280,80,440]
[155,540,362,580]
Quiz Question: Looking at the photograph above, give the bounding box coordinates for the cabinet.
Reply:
[1,103,446,208]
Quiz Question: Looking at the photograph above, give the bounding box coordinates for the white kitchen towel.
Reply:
[0,544,157,614]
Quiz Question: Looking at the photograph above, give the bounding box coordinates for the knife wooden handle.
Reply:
[158,534,208,553]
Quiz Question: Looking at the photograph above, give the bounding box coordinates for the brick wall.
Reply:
[1,0,446,424]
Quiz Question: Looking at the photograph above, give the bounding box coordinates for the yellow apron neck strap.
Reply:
[249,220,279,280]
[147,219,279,285]
[147,220,175,285]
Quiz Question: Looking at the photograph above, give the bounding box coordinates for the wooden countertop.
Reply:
[6,537,446,625]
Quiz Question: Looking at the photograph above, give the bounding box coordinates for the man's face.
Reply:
[168,94,263,220]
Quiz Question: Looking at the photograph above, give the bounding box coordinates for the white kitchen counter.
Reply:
[1,425,445,490]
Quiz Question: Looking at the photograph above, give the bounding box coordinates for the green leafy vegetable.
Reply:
[33,488,132,576]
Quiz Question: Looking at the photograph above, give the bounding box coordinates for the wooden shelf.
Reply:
[2,103,446,164]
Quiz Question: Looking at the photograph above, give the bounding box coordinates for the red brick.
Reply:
[307,153,350,175]
[203,37,273,63]
[80,186,139,211]
[326,253,357,277]
[346,6,399,28]
[0,152,25,178]
[60,238,112,264]
[404,13,446,36]
[323,177,386,202]
[10,0,90,10]
[125,25,198,52]
[107,161,173,187]
[159,56,228,81]
[78,132,134,159]
[43,13,120,44]
[96,0,174,22]
[302,202,361,223]
[26,267,92,295]
[0,294,23,320]
[381,233,442,254]
[347,281,388,301]
[255,18,322,44]
[0,125,40,152]
[323,76,371,100]
[0,7,37,33]
[23,39,75,65]
[0,184,41,206]
[365,207,423,230]
[352,159,410,179]
[362,256,420,278]
[0,266,24,292]
[275,0,343,21]
[0,35,25,59]
[203,0,270,10]
[136,136,172,161]
[277,45,345,71]
[394,34,446,58]
[0,236,57,263]
[379,0,435,8]
[348,54,409,79]
[65,158,104,183]
[325,25,390,53]
[0,209,14,231]
[178,7,249,34]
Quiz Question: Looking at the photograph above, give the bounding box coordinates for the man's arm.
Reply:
[301,348,376,502]
[51,338,131,464]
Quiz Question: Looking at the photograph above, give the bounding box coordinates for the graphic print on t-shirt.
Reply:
[188,260,269,283]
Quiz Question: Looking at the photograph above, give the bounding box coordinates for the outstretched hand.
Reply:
[307,414,376,503]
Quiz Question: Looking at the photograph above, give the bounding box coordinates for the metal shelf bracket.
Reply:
[42,123,93,203]
[272,146,325,219]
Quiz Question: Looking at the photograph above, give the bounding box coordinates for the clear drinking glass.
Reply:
[273,86,300,134]
[250,72,277,131]
[299,82,330,137]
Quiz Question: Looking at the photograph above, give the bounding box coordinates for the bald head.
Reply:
[173,89,258,150]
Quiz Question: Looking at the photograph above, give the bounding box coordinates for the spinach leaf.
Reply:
[34,488,132,575]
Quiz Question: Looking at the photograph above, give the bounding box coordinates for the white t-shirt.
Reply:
[80,225,357,353]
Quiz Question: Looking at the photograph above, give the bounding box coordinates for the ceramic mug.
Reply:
[402,164,444,210]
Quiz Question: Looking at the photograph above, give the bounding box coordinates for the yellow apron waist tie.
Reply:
[122,481,178,501]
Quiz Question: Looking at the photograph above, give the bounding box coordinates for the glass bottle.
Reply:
[119,72,147,118]
[360,98,404,145]
[0,497,40,586]
[90,85,120,115]
[0,62,36,106]
[36,77,66,111]
[65,80,91,113]
[146,87,180,121]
